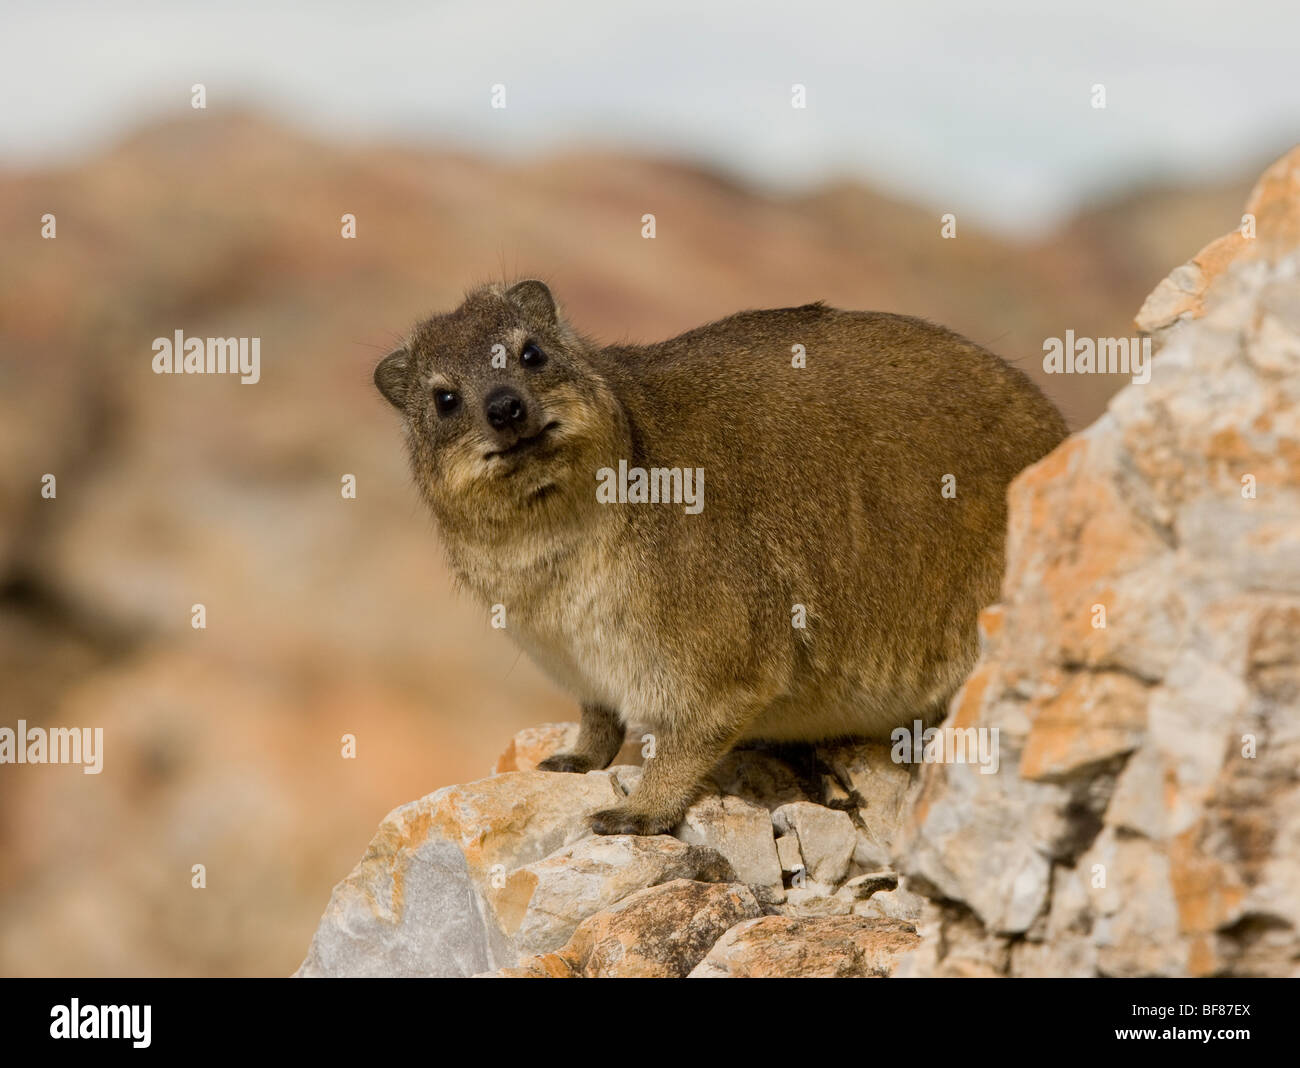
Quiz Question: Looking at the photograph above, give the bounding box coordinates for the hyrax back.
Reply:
[375,281,1067,835]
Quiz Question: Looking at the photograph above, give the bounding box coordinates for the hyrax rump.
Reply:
[375,280,1067,835]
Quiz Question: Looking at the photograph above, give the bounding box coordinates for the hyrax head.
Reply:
[375,280,621,529]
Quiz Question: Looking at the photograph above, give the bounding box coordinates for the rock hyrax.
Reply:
[375,280,1067,834]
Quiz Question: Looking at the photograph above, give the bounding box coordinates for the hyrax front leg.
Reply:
[536,702,625,774]
[590,718,745,837]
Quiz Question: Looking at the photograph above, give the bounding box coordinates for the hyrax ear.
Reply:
[374,347,410,409]
[505,279,557,326]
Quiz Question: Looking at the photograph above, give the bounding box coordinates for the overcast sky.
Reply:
[2,0,1297,233]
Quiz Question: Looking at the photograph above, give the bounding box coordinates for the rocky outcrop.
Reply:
[899,146,1300,978]
[297,729,923,977]
[297,148,1299,980]
[496,880,763,978]
[690,916,919,978]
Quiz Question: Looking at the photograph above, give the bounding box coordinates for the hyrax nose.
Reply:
[485,387,528,429]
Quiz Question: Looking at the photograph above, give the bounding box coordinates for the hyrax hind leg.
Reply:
[536,702,625,774]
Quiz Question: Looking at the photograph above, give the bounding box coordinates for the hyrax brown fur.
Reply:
[375,280,1067,835]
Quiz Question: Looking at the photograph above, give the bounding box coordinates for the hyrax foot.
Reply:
[534,704,625,776]
[536,752,596,774]
[589,804,676,837]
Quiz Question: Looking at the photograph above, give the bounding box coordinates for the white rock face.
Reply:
[674,794,785,904]
[816,741,917,868]
[775,834,803,873]
[296,770,628,977]
[772,802,857,886]
[498,834,735,956]
[899,148,1300,978]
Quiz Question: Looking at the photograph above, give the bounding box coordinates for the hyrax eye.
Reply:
[434,390,461,415]
[521,342,548,369]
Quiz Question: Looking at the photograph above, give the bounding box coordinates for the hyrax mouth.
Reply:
[484,421,560,462]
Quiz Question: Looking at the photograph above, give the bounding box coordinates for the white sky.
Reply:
[2,0,1297,233]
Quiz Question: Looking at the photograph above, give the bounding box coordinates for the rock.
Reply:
[297,769,626,976]
[780,870,917,920]
[689,916,920,978]
[675,794,785,904]
[482,955,577,978]
[608,765,643,796]
[895,906,1009,979]
[775,834,803,873]
[839,871,899,899]
[494,721,645,774]
[772,802,857,886]
[853,886,925,924]
[493,723,579,773]
[298,736,914,977]
[821,775,853,806]
[507,880,762,978]
[818,741,917,868]
[495,834,736,956]
[706,748,812,810]
[783,885,854,917]
[852,834,893,873]
[899,146,1300,977]
[817,741,915,810]
[898,755,1058,934]
[1136,147,1300,340]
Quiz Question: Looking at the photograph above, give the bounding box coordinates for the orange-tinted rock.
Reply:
[540,879,762,978]
[900,145,1300,977]
[1136,147,1300,336]
[689,915,919,978]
